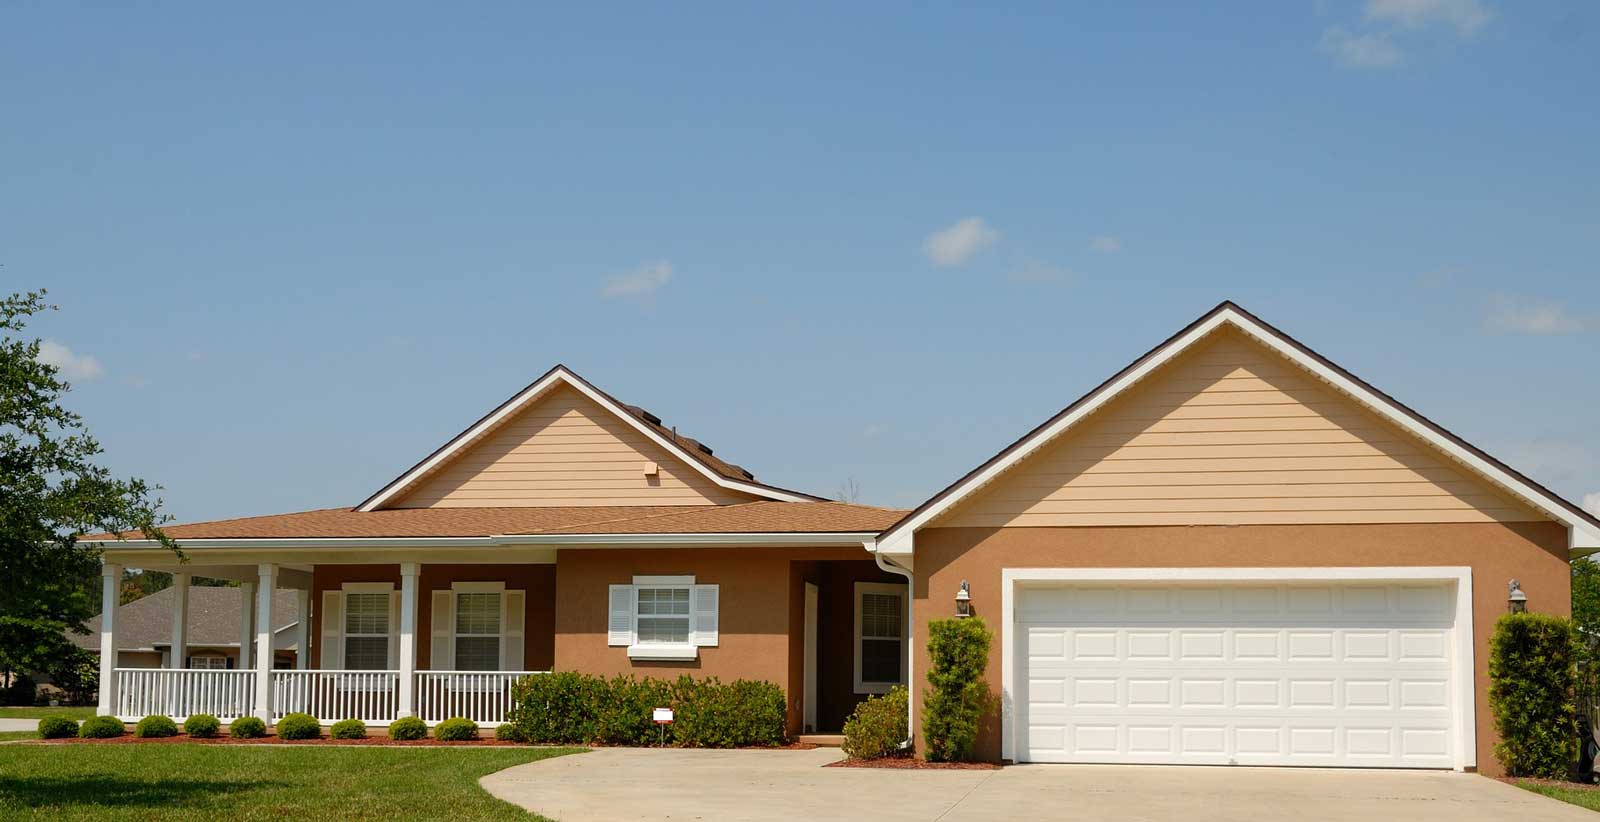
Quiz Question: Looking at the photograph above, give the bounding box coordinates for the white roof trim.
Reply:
[877,304,1600,555]
[92,531,882,551]
[356,366,816,511]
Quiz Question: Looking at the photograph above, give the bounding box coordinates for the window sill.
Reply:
[627,644,699,661]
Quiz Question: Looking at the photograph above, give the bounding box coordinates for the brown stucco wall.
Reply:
[553,546,876,735]
[910,521,1571,775]
[310,564,556,670]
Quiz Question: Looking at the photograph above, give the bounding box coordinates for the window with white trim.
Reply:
[854,582,905,694]
[343,592,391,669]
[187,655,228,670]
[608,576,718,660]
[454,591,502,671]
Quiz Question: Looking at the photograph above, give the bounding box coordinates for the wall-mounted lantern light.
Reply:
[955,580,973,618]
[1508,579,1527,614]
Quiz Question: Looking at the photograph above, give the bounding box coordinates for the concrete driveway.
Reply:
[482,748,1595,822]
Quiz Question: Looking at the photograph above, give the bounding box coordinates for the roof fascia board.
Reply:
[357,366,814,511]
[877,304,1600,554]
[92,531,882,551]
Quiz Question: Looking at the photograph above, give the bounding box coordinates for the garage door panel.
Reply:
[1016,581,1456,768]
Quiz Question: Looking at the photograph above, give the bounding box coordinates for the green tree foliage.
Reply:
[1489,611,1580,778]
[922,616,994,762]
[0,290,176,677]
[1572,559,1600,728]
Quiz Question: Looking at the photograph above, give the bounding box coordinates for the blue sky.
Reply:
[4,1,1597,520]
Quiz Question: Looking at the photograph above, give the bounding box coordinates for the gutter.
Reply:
[88,531,885,551]
[868,540,915,752]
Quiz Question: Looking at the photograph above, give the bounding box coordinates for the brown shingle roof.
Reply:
[89,502,906,541]
[71,587,298,652]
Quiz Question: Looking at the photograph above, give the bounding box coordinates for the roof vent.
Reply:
[625,404,663,426]
[697,442,714,455]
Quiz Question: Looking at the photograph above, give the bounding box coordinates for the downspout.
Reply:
[869,540,915,751]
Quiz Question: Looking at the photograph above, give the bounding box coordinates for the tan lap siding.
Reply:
[943,329,1540,528]
[393,385,757,507]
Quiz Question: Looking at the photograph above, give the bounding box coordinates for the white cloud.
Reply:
[600,260,673,298]
[923,217,998,267]
[1089,235,1122,254]
[1006,259,1073,284]
[1320,26,1405,69]
[1485,295,1591,335]
[1585,492,1600,518]
[1366,0,1492,37]
[35,339,105,381]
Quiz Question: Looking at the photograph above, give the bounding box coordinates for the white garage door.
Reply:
[1016,581,1457,768]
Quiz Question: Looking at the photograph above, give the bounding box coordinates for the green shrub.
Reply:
[388,715,427,741]
[229,716,267,739]
[78,715,125,738]
[329,718,367,740]
[134,715,179,738]
[275,712,320,740]
[923,616,994,762]
[183,714,221,738]
[37,715,78,739]
[434,717,479,741]
[506,672,786,747]
[673,677,787,748]
[842,685,908,759]
[494,723,525,742]
[1490,611,1580,778]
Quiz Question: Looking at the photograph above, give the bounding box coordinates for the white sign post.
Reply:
[653,707,673,745]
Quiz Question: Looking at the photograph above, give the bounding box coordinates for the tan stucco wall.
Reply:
[553,546,875,734]
[910,521,1570,775]
[310,564,556,670]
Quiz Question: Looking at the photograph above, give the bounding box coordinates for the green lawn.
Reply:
[0,743,581,820]
[0,730,38,742]
[1514,780,1600,812]
[0,706,97,719]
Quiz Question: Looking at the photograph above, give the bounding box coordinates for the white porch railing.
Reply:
[414,671,544,726]
[271,670,400,724]
[113,668,255,722]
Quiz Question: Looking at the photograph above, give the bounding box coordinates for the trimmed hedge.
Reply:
[1490,611,1580,778]
[275,712,320,740]
[494,723,525,742]
[434,717,479,741]
[923,617,994,762]
[388,715,427,741]
[78,715,125,739]
[184,714,221,738]
[229,716,267,739]
[842,685,908,760]
[37,716,78,739]
[330,718,367,740]
[506,673,785,747]
[134,715,179,738]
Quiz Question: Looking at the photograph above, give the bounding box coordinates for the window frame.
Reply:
[341,582,394,670]
[853,581,907,695]
[626,575,697,661]
[450,581,504,671]
[187,655,228,670]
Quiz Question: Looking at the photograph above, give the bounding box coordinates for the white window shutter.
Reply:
[503,590,526,670]
[608,585,635,646]
[320,591,343,669]
[388,591,401,669]
[430,590,453,670]
[693,584,719,647]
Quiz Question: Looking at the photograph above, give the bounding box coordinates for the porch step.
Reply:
[798,734,844,747]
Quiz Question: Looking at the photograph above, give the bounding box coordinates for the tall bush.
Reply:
[1490,611,1580,777]
[505,672,785,747]
[842,685,907,759]
[922,616,993,762]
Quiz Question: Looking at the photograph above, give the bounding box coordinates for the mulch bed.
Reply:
[37,735,528,747]
[826,756,1001,770]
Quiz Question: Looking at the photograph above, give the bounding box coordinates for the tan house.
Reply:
[89,302,1600,777]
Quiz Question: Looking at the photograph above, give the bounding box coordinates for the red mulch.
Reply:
[38,735,527,747]
[826,756,1001,770]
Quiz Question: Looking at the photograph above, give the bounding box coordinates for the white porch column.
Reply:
[253,564,277,722]
[96,563,122,716]
[396,562,420,718]
[294,588,311,670]
[238,581,256,670]
[168,573,191,669]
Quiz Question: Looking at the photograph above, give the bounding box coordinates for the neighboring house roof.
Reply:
[70,586,299,653]
[356,364,824,510]
[875,301,1600,554]
[91,501,903,541]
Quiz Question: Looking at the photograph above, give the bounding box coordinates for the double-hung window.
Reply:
[428,582,526,672]
[854,582,906,694]
[187,655,228,670]
[453,591,502,671]
[608,576,719,660]
[343,591,392,670]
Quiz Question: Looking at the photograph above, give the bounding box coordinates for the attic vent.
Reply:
[637,408,662,425]
[696,442,714,455]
